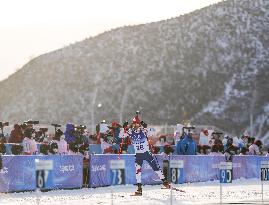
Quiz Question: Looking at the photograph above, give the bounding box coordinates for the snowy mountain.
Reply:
[0,0,268,138]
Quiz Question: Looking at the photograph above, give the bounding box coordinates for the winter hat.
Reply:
[255,140,262,147]
[203,129,209,136]
[132,115,141,124]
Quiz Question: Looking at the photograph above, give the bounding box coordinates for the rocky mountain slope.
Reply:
[0,0,268,139]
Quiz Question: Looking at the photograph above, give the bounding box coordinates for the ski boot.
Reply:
[162,179,171,189]
[132,183,142,196]
[161,179,185,192]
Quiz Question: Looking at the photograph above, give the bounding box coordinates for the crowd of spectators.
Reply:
[170,124,268,161]
[0,120,268,159]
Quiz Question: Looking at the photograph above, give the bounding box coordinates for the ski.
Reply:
[161,187,185,192]
[130,193,142,196]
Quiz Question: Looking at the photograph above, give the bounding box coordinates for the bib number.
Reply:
[136,144,144,151]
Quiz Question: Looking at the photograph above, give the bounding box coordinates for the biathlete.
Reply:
[120,113,170,196]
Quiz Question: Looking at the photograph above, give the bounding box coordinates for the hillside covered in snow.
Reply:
[0,0,268,139]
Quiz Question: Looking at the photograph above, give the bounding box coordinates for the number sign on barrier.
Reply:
[35,159,54,189]
[169,160,184,184]
[110,160,125,185]
[261,161,269,181]
[219,162,232,183]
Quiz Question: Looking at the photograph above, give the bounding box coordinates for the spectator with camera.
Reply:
[9,124,23,143]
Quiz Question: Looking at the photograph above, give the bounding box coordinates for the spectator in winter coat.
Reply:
[232,136,240,148]
[209,144,223,156]
[58,135,68,154]
[199,129,210,146]
[53,129,68,154]
[224,137,239,161]
[9,124,23,143]
[248,140,263,155]
[198,129,211,154]
[22,128,38,155]
[109,121,122,145]
[207,130,215,146]
[100,137,113,154]
[238,135,248,149]
[117,124,131,154]
[95,120,109,144]
[176,132,197,155]
[212,132,223,146]
[99,120,109,134]
[80,130,90,144]
[64,123,76,144]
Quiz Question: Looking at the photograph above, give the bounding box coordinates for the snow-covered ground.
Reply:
[1,179,269,205]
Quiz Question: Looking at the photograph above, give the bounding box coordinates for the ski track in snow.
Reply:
[1,179,269,205]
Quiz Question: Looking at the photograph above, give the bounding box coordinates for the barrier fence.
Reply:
[0,154,268,192]
[0,155,83,192]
